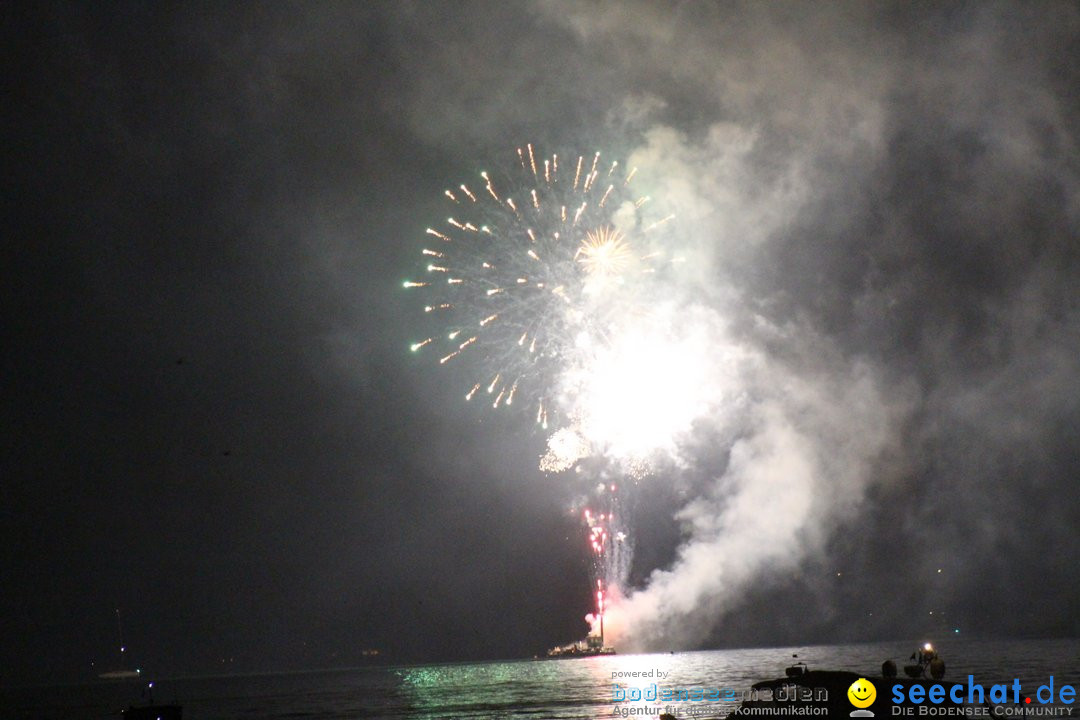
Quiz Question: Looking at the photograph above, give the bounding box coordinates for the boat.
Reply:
[546,625,615,657]
[97,609,141,680]
[546,639,617,657]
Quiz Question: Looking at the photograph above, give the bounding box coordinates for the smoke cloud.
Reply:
[521,2,1080,645]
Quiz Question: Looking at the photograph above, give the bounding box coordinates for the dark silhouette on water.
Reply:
[728,647,1026,719]
[121,681,182,720]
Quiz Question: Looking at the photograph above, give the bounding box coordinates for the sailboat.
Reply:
[98,608,141,680]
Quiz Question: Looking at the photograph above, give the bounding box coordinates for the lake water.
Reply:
[2,638,1076,719]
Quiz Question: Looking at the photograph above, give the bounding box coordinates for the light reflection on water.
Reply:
[2,639,1076,719]
[390,639,1079,719]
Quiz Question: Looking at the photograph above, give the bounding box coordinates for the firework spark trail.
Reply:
[582,483,631,643]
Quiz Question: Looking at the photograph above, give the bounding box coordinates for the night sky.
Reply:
[4,2,1079,684]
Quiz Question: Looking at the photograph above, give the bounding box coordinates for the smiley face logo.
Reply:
[848,677,877,708]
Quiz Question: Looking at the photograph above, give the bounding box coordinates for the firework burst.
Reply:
[405,144,674,430]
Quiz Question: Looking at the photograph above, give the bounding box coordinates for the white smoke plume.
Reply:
[539,121,915,649]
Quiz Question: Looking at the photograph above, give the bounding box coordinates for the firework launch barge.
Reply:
[547,569,616,657]
[546,628,615,658]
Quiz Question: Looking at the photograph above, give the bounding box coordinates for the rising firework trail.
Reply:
[583,482,631,647]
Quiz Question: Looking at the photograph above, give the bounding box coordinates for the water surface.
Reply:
[3,638,1076,719]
